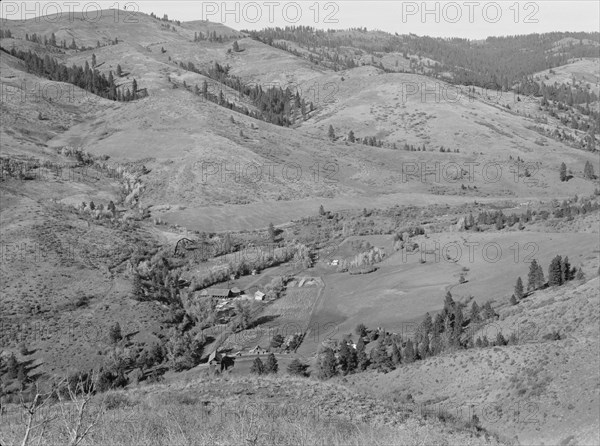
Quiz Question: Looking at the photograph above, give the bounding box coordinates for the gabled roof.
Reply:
[207,288,231,297]
[208,351,222,363]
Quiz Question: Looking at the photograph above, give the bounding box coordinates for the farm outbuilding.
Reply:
[254,291,266,301]
[202,288,233,298]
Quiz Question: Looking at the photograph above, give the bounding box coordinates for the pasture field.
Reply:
[303,230,600,342]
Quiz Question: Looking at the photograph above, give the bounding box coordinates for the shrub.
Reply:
[287,359,309,377]
[104,393,135,410]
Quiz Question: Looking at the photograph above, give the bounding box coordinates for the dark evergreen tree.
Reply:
[265,353,278,374]
[251,357,265,375]
[584,161,596,179]
[108,322,122,344]
[356,337,369,371]
[514,277,524,299]
[270,333,285,349]
[317,347,337,379]
[527,259,539,291]
[403,339,415,363]
[391,342,402,365]
[371,335,392,370]
[536,262,545,289]
[268,222,276,242]
[421,312,433,338]
[482,301,496,319]
[6,353,19,379]
[548,255,563,286]
[559,162,567,182]
[338,341,352,374]
[495,332,507,346]
[328,125,335,140]
[470,301,481,323]
[451,305,464,346]
[561,256,572,282]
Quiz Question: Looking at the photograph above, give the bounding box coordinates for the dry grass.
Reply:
[1,375,506,446]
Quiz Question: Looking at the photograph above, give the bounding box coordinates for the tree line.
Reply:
[176,60,314,126]
[2,47,145,102]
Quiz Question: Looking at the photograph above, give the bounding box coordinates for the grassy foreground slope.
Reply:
[0,374,508,446]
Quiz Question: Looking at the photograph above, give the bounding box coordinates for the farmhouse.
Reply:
[208,350,234,373]
[249,345,266,355]
[201,288,233,298]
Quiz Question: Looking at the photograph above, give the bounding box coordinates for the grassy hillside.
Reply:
[0,373,509,446]
[344,276,600,446]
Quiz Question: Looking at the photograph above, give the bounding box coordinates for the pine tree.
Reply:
[265,353,278,374]
[443,291,454,313]
[527,259,539,291]
[482,301,496,319]
[559,162,567,182]
[232,41,240,52]
[319,204,326,216]
[108,322,122,344]
[268,222,276,242]
[317,347,337,379]
[403,339,415,363]
[17,363,27,386]
[561,256,571,282]
[328,125,335,140]
[548,255,563,286]
[421,312,433,338]
[514,277,524,299]
[6,353,19,379]
[356,337,369,371]
[535,262,545,289]
[509,294,518,305]
[391,342,402,365]
[338,341,352,374]
[470,301,481,323]
[584,161,596,179]
[495,332,507,346]
[451,305,464,346]
[250,357,265,375]
[371,336,392,370]
[434,312,445,335]
[348,130,355,143]
[418,337,430,359]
